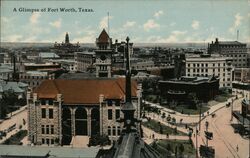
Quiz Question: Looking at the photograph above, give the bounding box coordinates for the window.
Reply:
[108,126,111,136]
[115,100,120,106]
[46,139,50,145]
[51,139,54,145]
[116,110,120,119]
[41,100,46,105]
[41,125,45,134]
[107,100,112,106]
[108,109,112,120]
[117,126,121,135]
[42,138,45,144]
[113,126,116,136]
[49,109,53,119]
[48,100,53,105]
[42,108,46,118]
[46,125,49,134]
[51,125,54,134]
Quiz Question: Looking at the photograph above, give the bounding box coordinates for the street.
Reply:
[0,107,27,144]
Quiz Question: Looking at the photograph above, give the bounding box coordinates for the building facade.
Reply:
[208,38,248,68]
[159,76,219,103]
[185,54,234,88]
[75,52,95,72]
[27,78,141,146]
[19,71,55,89]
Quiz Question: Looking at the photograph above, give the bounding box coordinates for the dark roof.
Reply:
[33,78,137,104]
[98,29,110,43]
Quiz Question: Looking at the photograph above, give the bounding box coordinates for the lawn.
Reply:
[151,139,196,157]
[142,119,187,136]
[173,105,210,115]
[3,130,27,145]
[214,93,232,102]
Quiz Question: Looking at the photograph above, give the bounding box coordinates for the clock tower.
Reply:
[95,29,113,78]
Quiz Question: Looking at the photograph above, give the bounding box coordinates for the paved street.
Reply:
[191,98,249,158]
[145,99,231,125]
[0,107,27,144]
[145,95,249,158]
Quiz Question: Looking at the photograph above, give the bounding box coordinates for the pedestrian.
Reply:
[236,145,239,152]
[152,133,155,139]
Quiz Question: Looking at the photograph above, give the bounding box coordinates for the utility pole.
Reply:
[199,102,202,131]
[196,125,198,158]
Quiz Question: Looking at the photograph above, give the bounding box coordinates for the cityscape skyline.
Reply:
[1,0,250,43]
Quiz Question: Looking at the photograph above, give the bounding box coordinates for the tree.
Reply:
[161,112,166,119]
[172,117,176,124]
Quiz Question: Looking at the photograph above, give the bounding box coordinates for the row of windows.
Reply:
[107,126,121,136]
[107,100,120,106]
[225,54,247,57]
[41,108,54,119]
[187,68,227,73]
[41,138,54,145]
[187,63,227,67]
[19,75,47,79]
[108,109,120,120]
[41,125,54,134]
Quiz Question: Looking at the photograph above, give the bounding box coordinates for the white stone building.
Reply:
[185,54,234,88]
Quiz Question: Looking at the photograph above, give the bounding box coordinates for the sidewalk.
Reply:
[145,97,233,118]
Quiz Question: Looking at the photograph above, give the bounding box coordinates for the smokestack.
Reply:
[237,30,239,41]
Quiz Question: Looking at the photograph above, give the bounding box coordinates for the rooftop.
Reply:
[0,145,99,158]
[0,80,28,93]
[217,41,246,45]
[97,29,110,43]
[33,78,138,104]
[39,52,60,58]
[159,76,218,85]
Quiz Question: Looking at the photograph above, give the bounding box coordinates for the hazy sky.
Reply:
[1,0,250,43]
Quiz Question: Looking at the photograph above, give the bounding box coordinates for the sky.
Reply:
[1,0,250,43]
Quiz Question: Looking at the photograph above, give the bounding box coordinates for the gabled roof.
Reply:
[97,29,110,43]
[33,78,138,104]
